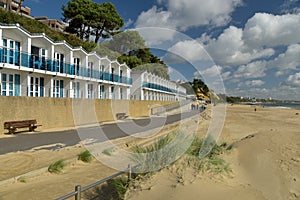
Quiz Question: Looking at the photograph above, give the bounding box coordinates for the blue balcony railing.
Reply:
[0,48,132,85]
[142,82,178,94]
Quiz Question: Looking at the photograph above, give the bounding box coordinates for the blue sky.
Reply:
[25,0,300,100]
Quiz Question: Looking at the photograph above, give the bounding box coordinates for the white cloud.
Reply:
[164,40,210,63]
[245,80,265,87]
[281,0,300,14]
[243,13,300,48]
[282,72,300,87]
[197,65,223,78]
[205,26,274,65]
[234,61,267,79]
[268,44,300,76]
[221,71,232,80]
[135,6,174,29]
[164,0,242,30]
[124,19,134,28]
[135,0,242,43]
[162,26,274,66]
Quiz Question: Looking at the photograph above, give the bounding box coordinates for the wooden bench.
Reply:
[116,113,128,120]
[4,119,42,134]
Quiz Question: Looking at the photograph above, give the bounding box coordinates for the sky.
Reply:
[24,0,300,100]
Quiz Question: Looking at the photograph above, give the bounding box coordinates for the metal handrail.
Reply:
[56,164,132,200]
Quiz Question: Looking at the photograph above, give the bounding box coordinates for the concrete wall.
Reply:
[0,96,175,133]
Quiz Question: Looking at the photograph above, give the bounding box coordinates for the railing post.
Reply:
[127,164,132,182]
[75,185,81,200]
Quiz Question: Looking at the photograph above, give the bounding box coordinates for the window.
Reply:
[88,62,93,78]
[2,39,20,65]
[120,70,123,83]
[99,84,105,99]
[87,84,94,99]
[111,68,114,82]
[29,77,44,97]
[120,87,123,99]
[100,65,104,79]
[41,49,46,70]
[3,39,7,63]
[31,46,47,70]
[74,58,80,75]
[1,73,20,96]
[110,86,115,99]
[52,79,64,98]
[54,52,65,73]
[72,82,80,98]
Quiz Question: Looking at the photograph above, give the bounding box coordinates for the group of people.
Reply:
[191,101,206,111]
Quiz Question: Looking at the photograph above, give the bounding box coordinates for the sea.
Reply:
[253,102,300,109]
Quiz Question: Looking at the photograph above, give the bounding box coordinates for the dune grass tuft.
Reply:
[78,150,93,163]
[48,159,65,174]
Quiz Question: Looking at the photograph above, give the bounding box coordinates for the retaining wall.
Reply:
[0,96,175,133]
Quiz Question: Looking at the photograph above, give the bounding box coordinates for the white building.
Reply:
[131,70,186,101]
[0,24,132,99]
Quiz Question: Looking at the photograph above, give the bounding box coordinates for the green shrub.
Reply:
[48,159,65,174]
[0,10,96,52]
[111,177,128,200]
[78,150,93,163]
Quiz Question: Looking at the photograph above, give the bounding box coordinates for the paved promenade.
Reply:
[0,110,199,154]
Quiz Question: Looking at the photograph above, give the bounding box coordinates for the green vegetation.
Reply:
[48,159,65,174]
[180,81,195,95]
[93,45,121,60]
[101,30,146,54]
[17,176,26,183]
[78,150,93,163]
[101,30,169,78]
[185,135,231,174]
[192,78,210,98]
[131,132,184,172]
[111,177,129,200]
[85,132,231,198]
[133,63,170,80]
[0,9,96,52]
[62,0,124,43]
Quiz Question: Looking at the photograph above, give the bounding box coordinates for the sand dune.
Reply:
[126,105,300,200]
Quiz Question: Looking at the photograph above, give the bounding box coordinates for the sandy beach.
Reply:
[127,105,300,200]
[0,105,299,200]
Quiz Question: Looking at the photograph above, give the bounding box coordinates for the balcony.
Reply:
[142,82,177,94]
[0,48,132,85]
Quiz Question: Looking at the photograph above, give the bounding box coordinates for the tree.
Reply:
[133,63,170,80]
[62,0,124,43]
[62,0,93,40]
[94,45,121,60]
[191,78,209,99]
[92,2,124,43]
[180,82,195,95]
[102,30,146,54]
[17,0,24,15]
[100,29,168,78]
[118,55,143,69]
